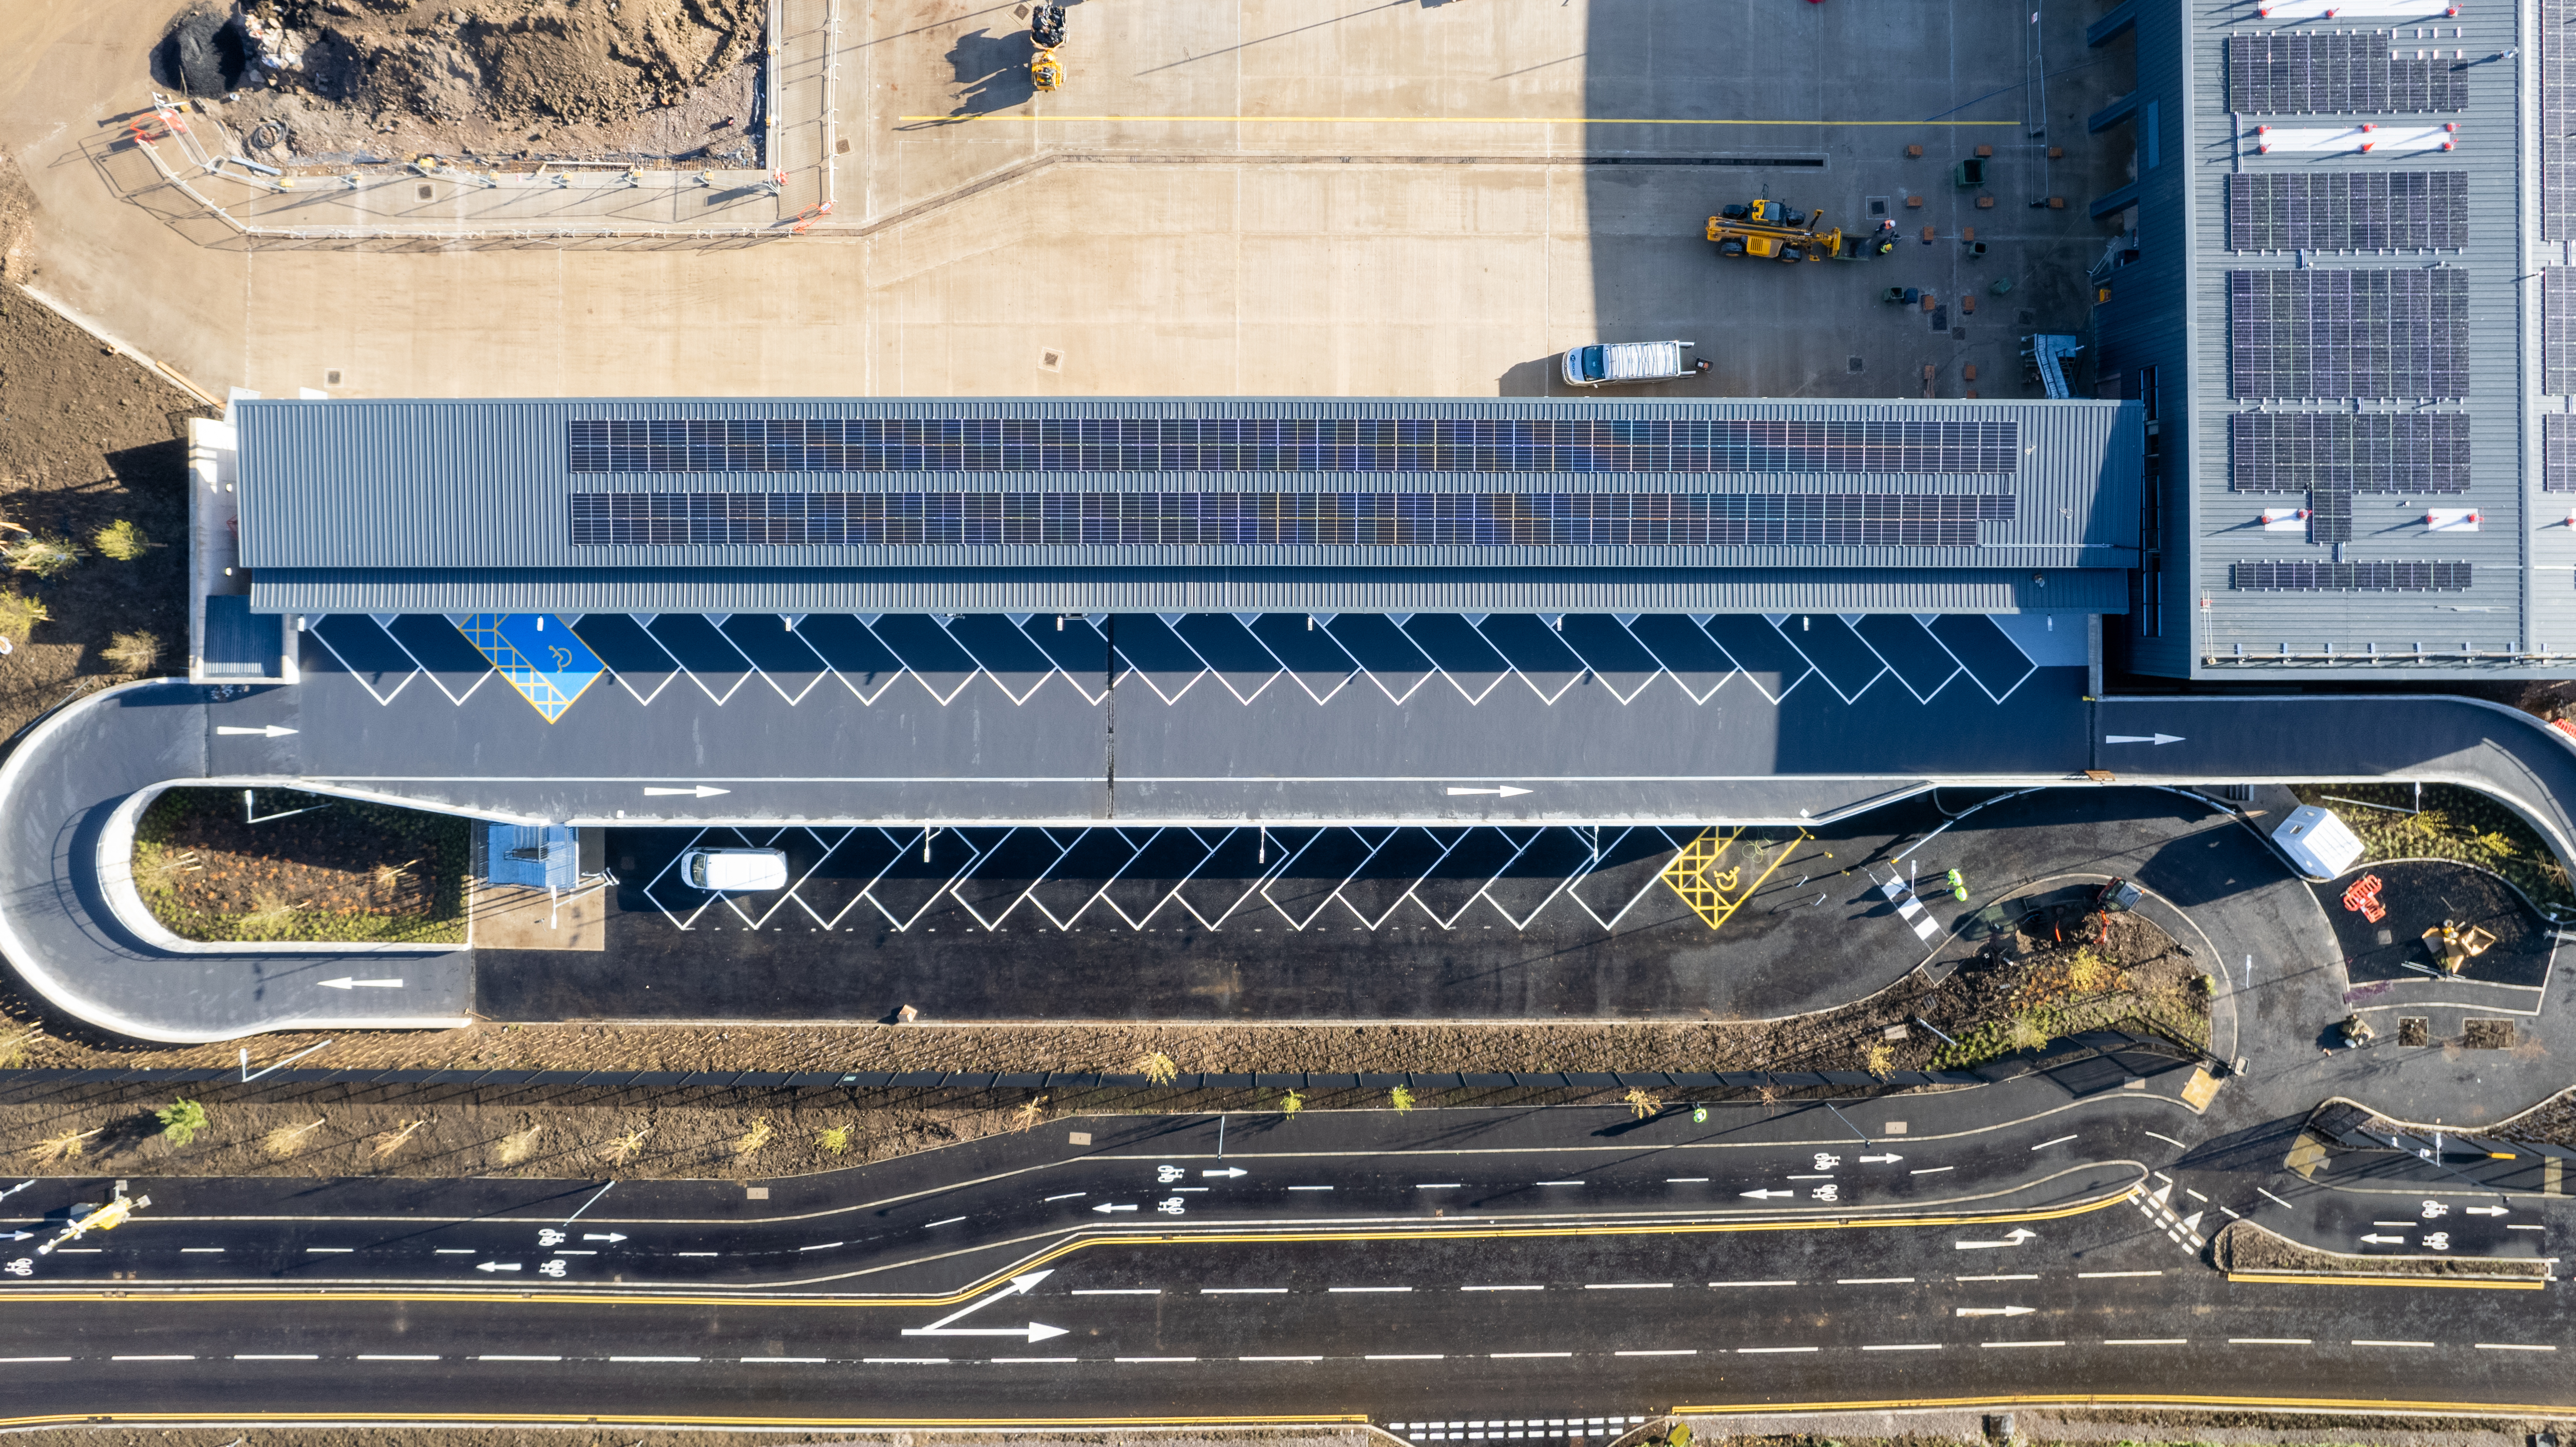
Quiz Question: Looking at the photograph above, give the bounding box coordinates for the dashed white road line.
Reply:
[234,1355,316,1361]
[1615,1349,1697,1357]
[1711,1280,1800,1287]
[1910,1167,1955,1175]
[610,1356,702,1363]
[2077,1270,2164,1279]
[1583,1283,1672,1290]
[2475,1343,2557,1352]
[1287,1186,1336,1192]
[1979,1341,2063,1349]
[1331,1286,1412,1293]
[2104,1339,2187,1346]
[2030,1135,2077,1151]
[673,1251,719,1258]
[305,1247,354,1254]
[356,1355,440,1361]
[864,1357,953,1365]
[743,1357,828,1364]
[1203,1287,1286,1294]
[924,1217,967,1229]
[1114,1356,1198,1363]
[0,1357,69,1363]
[478,1355,562,1362]
[1462,1284,1544,1292]
[112,1355,194,1362]
[1836,1277,1914,1285]
[1367,1354,1447,1361]
[1861,1344,1943,1352]
[799,1241,845,1251]
[2351,1340,2435,1348]
[991,1357,1078,1364]
[1044,1192,1087,1203]
[179,1248,224,1254]
[1240,1356,1322,1362]
[1735,1346,1818,1354]
[2228,1338,2312,1345]
[1536,1181,1586,1187]
[1664,1177,1711,1184]
[1490,1351,1574,1359]
[2258,1188,2295,1210]
[2142,1131,2189,1149]
[1955,1274,2037,1283]
[1415,1183,1463,1190]
[1072,1288,1160,1296]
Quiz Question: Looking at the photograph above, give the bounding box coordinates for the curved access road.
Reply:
[3,674,2574,1042]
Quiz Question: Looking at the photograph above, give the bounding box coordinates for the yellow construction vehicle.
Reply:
[1706,200,1842,264]
[1030,3,1066,91]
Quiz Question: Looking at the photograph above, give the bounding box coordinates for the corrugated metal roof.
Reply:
[246,567,2131,617]
[233,397,2140,616]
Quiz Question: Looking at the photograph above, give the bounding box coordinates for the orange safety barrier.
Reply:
[2340,872,2387,923]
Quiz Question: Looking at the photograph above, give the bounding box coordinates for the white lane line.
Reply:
[1955,1274,2038,1283]
[2077,1270,2164,1279]
[2143,1131,2189,1149]
[1115,1356,1199,1363]
[1615,1349,1698,1357]
[610,1356,702,1363]
[2185,1189,2207,1202]
[2228,1338,2312,1345]
[2104,1339,2188,1346]
[2030,1135,2077,1151]
[555,1250,597,1255]
[1462,1285,1544,1292]
[52,1249,100,1254]
[1240,1356,1322,1362]
[1861,1344,1943,1352]
[2258,1188,2295,1210]
[1710,1280,1800,1287]
[112,1356,195,1361]
[1044,1193,1087,1202]
[925,1217,967,1228]
[0,1357,71,1363]
[1787,1174,1835,1180]
[305,1248,355,1253]
[435,1249,477,1255]
[1583,1283,1672,1290]
[1287,1186,1335,1192]
[234,1355,317,1361]
[991,1357,1079,1364]
[2476,1343,2558,1352]
[1202,1287,1286,1294]
[1072,1289,1161,1296]
[355,1355,440,1361]
[1416,1183,1463,1189]
[1735,1346,1819,1354]
[1367,1354,1447,1361]
[2509,1224,2547,1231]
[1910,1167,1954,1175]
[1490,1352,1575,1359]
[1979,1341,2063,1349]
[478,1355,562,1362]
[2220,1207,2242,1219]
[799,1241,846,1251]
[2352,1340,2436,1348]
[1536,1181,1585,1187]
[673,1251,720,1258]
[1664,1178,1711,1184]
[180,1248,224,1254]
[1836,1277,1915,1285]
[865,1357,953,1365]
[742,1357,828,1363]
[1330,1286,1413,1293]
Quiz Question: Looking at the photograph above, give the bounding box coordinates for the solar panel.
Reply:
[2229,560,2471,591]
[2225,33,2469,113]
[2549,0,2574,241]
[563,417,2023,477]
[2226,173,2468,252]
[2548,414,2576,492]
[2550,269,2576,395]
[564,491,2019,549]
[2306,484,2354,544]
[2227,269,2470,399]
[2228,413,2469,492]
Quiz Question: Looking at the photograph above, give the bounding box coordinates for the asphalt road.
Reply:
[3,1080,2570,1428]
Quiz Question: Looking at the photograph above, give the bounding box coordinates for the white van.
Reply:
[680,847,790,892]
[1562,340,1705,387]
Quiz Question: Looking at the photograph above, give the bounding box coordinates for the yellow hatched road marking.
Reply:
[1660,828,1802,931]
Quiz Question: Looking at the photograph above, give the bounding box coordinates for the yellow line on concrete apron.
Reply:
[0,1190,2134,1311]
[1675,1394,2576,1415]
[0,1413,1369,1430]
[896,113,2025,126]
[2223,1271,2547,1291]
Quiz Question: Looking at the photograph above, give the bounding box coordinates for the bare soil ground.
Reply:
[134,786,470,943]
[0,257,212,744]
[157,0,766,168]
[2207,1218,2547,1279]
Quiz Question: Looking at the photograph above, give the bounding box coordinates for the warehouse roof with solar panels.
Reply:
[2091,0,2562,679]
[224,397,2141,618]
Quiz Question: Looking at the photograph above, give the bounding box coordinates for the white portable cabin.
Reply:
[2271,805,2364,880]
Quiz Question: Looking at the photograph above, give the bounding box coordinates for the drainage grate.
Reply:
[1848,355,1865,373]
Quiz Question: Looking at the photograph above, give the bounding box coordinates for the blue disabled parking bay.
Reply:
[458,614,604,722]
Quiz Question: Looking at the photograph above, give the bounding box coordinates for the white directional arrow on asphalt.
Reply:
[1954,1306,2035,1317]
[477,1262,523,1272]
[2103,734,2186,746]
[1954,1229,2039,1250]
[901,1269,1068,1343]
[1446,786,1534,797]
[1859,1154,1904,1165]
[1740,1189,1796,1200]
[2359,1233,2409,1245]
[1092,1203,1139,1214]
[1202,1168,1247,1179]
[215,725,299,738]
[318,978,404,989]
[2465,1206,2509,1217]
[582,1233,628,1242]
[642,785,731,798]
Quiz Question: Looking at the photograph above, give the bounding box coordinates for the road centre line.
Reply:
[436,1249,476,1254]
[1836,1277,1914,1285]
[2143,1132,2189,1149]
[1288,1186,1335,1192]
[1910,1167,1954,1175]
[799,1241,845,1251]
[2030,1135,2078,1151]
[356,1355,440,1361]
[2077,1271,2165,1278]
[2185,1189,2208,1202]
[1416,1184,1463,1190]
[1203,1287,1286,1294]
[478,1356,562,1362]
[1073,1289,1160,1296]
[1044,1193,1086,1202]
[1462,1284,1543,1291]
[2229,1339,2312,1345]
[1664,1178,1711,1184]
[1490,1352,1575,1359]
[234,1355,317,1361]
[2104,1339,2188,1346]
[179,1248,223,1253]
[1615,1349,1697,1357]
[2476,1344,2558,1351]
[1332,1286,1412,1293]
[1368,1355,1447,1361]
[1736,1346,1819,1354]
[743,1358,827,1363]
[866,1358,953,1364]
[2352,1341,2436,1348]
[611,1356,703,1363]
[1115,1357,1198,1363]
[1240,1356,1323,1362]
[2510,1224,2547,1230]
[1536,1181,1585,1187]
[112,1356,194,1361]
[2258,1188,2296,1209]
[1862,1344,1943,1352]
[924,1217,967,1228]
[0,1357,69,1363]
[1583,1283,1672,1290]
[1787,1174,1834,1179]
[1711,1280,1799,1287]
[555,1250,597,1255]
[305,1247,354,1253]
[1955,1274,2037,1282]
[991,1357,1079,1364]
[1979,1341,2063,1349]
